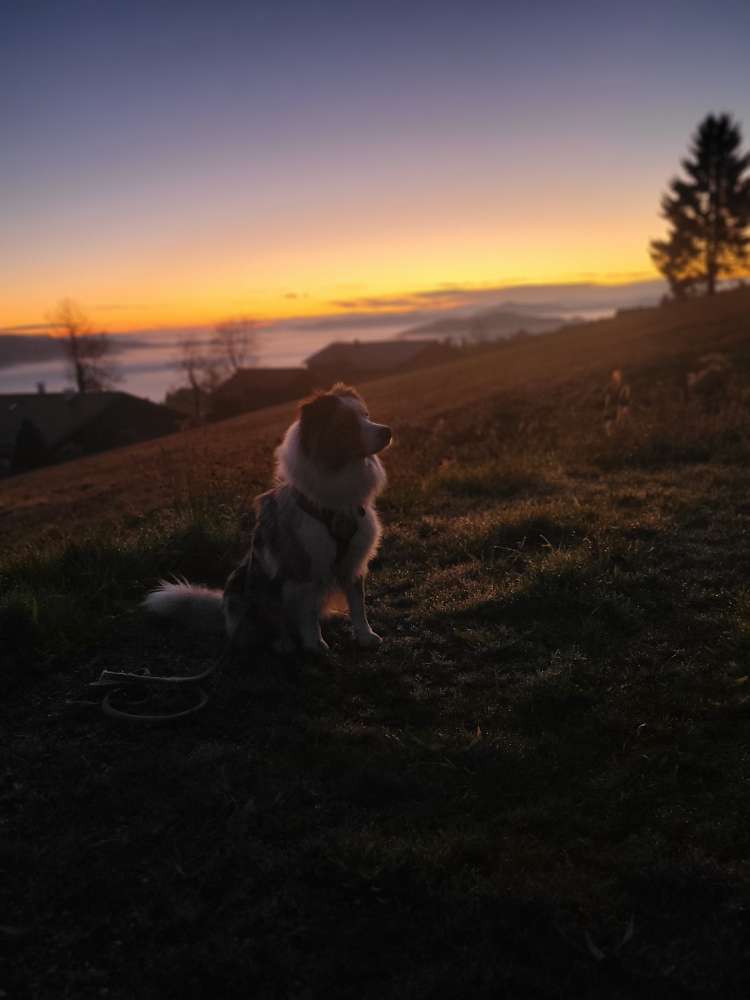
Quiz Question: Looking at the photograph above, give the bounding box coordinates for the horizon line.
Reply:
[1,273,665,338]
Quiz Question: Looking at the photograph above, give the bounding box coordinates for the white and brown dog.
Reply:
[143,384,391,654]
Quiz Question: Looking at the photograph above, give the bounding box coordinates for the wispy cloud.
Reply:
[278,309,441,331]
[93,303,153,311]
[328,278,666,316]
[0,322,58,335]
[329,287,470,310]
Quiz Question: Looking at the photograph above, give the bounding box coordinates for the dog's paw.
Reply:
[355,629,382,650]
[302,636,330,655]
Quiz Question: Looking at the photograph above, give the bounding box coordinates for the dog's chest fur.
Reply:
[258,484,380,583]
[222,484,381,640]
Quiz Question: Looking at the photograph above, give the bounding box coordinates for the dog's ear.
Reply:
[299,391,338,422]
[330,382,361,401]
[298,392,340,454]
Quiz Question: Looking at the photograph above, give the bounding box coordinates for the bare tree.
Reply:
[174,337,225,422]
[212,316,259,374]
[48,298,120,393]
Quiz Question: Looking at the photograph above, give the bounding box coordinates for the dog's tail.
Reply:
[143,578,224,632]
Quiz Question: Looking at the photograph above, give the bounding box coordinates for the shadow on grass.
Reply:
[8,426,750,995]
[476,511,590,555]
[585,410,750,471]
[430,544,645,659]
[424,457,556,502]
[0,501,247,691]
[389,508,599,580]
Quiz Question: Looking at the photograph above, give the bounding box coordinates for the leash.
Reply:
[90,648,230,722]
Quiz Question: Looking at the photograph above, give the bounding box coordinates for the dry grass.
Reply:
[4,287,750,998]
[3,285,750,547]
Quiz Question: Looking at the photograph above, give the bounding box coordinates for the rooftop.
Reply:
[0,391,174,452]
[305,339,442,370]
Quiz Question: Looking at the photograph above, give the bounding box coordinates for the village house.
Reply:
[208,367,315,421]
[0,390,182,475]
[205,339,457,422]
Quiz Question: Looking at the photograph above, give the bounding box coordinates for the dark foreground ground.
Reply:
[4,294,750,998]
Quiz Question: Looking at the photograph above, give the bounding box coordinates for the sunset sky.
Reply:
[2,0,749,333]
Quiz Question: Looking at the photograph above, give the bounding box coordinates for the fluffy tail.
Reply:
[142,578,224,632]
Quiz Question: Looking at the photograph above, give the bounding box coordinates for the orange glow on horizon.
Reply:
[2,124,666,334]
[1,261,661,335]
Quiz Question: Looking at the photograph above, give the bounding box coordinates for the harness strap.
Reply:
[291,487,365,564]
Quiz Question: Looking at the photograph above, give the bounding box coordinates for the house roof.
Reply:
[214,367,311,396]
[304,339,441,371]
[0,391,173,454]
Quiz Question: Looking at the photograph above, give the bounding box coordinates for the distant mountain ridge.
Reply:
[398,307,565,343]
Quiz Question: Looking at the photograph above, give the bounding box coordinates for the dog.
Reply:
[143,383,391,655]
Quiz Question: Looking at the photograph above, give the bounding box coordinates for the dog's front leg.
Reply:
[344,575,382,649]
[284,581,329,654]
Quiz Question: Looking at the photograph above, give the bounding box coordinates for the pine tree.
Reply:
[650,113,750,298]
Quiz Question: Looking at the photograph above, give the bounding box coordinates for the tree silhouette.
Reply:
[174,337,224,422]
[650,113,750,298]
[49,298,120,393]
[212,316,259,373]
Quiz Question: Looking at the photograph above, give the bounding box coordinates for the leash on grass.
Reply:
[90,647,231,723]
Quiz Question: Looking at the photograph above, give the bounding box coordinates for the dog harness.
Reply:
[291,487,365,564]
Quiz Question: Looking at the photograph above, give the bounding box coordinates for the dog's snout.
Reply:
[380,425,392,447]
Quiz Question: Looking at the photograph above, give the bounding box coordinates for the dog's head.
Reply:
[298,384,391,470]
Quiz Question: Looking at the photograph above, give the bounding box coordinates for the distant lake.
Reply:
[0,324,405,401]
[0,309,612,402]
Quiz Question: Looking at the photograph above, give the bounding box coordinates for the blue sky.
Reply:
[1,0,748,330]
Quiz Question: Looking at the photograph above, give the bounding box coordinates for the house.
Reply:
[206,341,457,423]
[209,367,315,421]
[304,339,455,384]
[0,391,182,475]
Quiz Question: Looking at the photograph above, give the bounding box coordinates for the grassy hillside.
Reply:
[3,287,750,998]
[2,285,750,547]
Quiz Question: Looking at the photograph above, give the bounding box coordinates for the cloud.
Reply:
[327,278,666,315]
[261,276,669,338]
[331,295,432,310]
[274,309,442,332]
[0,322,58,334]
[93,303,152,311]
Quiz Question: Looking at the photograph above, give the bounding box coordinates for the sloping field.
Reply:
[3,288,750,998]
[2,286,750,546]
